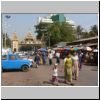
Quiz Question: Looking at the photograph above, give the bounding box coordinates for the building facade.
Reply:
[38,14,75,27]
[12,32,42,52]
[12,32,19,52]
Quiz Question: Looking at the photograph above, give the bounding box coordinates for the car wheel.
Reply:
[30,65,33,68]
[21,65,29,72]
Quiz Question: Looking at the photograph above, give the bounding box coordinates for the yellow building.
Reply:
[12,32,42,52]
[12,32,19,52]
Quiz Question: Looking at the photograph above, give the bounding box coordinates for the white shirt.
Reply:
[52,50,55,55]
[56,52,60,57]
[53,68,58,76]
[48,53,53,59]
[72,55,79,61]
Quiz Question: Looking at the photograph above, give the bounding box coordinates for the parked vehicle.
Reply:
[18,53,34,67]
[27,56,34,67]
[2,54,32,72]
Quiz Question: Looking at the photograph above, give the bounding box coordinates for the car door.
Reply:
[8,55,18,69]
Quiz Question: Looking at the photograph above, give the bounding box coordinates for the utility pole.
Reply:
[4,33,7,49]
[4,15,11,49]
[49,32,51,48]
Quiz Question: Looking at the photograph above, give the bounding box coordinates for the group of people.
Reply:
[51,51,83,86]
[33,49,97,86]
[84,51,98,65]
[48,50,60,65]
[34,50,60,68]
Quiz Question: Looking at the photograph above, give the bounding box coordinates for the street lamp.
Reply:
[4,15,11,49]
[40,29,47,47]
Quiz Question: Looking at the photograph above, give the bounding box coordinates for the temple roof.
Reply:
[12,32,18,41]
[25,32,34,39]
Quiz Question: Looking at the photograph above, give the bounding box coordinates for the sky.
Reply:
[2,13,98,40]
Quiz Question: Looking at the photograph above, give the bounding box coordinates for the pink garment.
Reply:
[73,61,79,78]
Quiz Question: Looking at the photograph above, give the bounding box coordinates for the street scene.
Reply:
[1,14,98,86]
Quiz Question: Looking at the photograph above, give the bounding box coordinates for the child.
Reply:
[52,63,59,86]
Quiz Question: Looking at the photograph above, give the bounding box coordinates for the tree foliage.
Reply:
[35,22,98,47]
[2,33,11,48]
[35,22,51,39]
[90,25,98,36]
[60,22,76,42]
[82,25,98,38]
[82,32,91,38]
[35,22,76,46]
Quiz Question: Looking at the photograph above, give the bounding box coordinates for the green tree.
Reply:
[35,22,76,46]
[35,22,51,39]
[90,25,98,36]
[60,22,76,42]
[2,33,11,48]
[49,22,61,45]
[82,32,90,38]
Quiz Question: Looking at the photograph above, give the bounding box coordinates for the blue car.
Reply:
[2,54,32,72]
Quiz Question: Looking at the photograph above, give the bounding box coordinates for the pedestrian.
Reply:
[94,51,98,65]
[48,51,53,65]
[64,52,74,85]
[34,52,40,68]
[51,63,59,85]
[55,50,60,64]
[85,52,89,64]
[78,50,83,71]
[42,51,46,65]
[39,52,43,65]
[89,51,94,65]
[52,49,55,58]
[72,51,80,80]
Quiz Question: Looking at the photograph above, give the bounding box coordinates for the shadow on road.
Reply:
[43,81,52,85]
[91,68,98,71]
[58,76,64,79]
[2,69,23,73]
[43,78,66,85]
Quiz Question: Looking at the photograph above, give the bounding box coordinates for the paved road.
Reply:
[2,59,98,86]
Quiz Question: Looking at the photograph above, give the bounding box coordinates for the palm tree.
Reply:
[76,25,83,39]
[90,25,98,36]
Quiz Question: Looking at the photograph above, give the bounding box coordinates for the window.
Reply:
[2,55,7,60]
[9,55,16,60]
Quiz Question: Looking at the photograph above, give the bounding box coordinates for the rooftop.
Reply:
[67,36,98,44]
